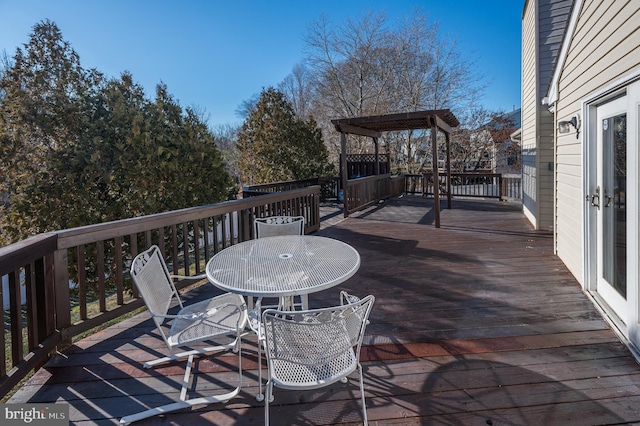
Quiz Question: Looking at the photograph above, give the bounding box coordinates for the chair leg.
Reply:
[256,338,265,401]
[357,362,368,426]
[119,387,241,425]
[249,298,266,402]
[179,354,195,401]
[143,339,239,369]
[264,379,273,426]
[120,341,243,425]
[277,294,308,311]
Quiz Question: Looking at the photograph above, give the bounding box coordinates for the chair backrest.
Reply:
[130,245,182,341]
[262,294,375,385]
[254,215,305,239]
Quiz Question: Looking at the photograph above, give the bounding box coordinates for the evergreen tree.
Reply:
[0,20,235,245]
[0,20,104,243]
[237,87,333,185]
[125,83,234,215]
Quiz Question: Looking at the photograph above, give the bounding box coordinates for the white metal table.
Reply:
[206,235,361,306]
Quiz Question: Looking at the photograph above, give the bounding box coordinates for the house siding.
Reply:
[538,1,573,98]
[521,0,571,231]
[522,0,538,226]
[554,0,640,284]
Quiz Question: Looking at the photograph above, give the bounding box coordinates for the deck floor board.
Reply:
[8,196,640,425]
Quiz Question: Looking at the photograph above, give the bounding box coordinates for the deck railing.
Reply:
[0,186,320,398]
[242,177,340,201]
[243,172,520,213]
[404,174,425,195]
[343,174,405,216]
[243,174,407,218]
[501,176,522,201]
[423,172,522,201]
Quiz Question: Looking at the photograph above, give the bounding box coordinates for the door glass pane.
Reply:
[603,113,626,297]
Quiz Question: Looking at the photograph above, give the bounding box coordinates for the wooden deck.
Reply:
[9,196,640,425]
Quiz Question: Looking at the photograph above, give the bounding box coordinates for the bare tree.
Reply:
[0,49,12,76]
[303,11,397,159]
[278,63,315,119]
[301,9,487,173]
[234,92,260,120]
[212,123,241,184]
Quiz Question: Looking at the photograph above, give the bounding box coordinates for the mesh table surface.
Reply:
[206,235,361,297]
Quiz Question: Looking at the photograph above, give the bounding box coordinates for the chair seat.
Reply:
[270,350,357,389]
[167,292,246,348]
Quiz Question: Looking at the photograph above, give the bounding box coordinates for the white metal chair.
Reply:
[120,245,248,425]
[253,215,305,239]
[252,215,307,311]
[261,294,375,425]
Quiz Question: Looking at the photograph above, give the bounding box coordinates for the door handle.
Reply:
[589,186,600,208]
[604,194,614,208]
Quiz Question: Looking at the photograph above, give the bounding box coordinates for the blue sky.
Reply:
[0,0,523,128]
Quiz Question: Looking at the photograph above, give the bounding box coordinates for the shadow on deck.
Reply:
[9,195,640,425]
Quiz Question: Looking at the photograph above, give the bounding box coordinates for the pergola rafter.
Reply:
[331,110,460,227]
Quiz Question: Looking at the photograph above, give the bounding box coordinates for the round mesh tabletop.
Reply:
[206,235,361,297]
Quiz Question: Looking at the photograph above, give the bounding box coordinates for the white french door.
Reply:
[585,79,640,347]
[594,97,628,321]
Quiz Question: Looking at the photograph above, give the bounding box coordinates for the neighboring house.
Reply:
[493,137,521,175]
[522,0,640,354]
[455,108,522,174]
[488,108,522,175]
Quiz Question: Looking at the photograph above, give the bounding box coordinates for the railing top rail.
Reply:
[346,173,392,185]
[243,178,322,191]
[0,233,57,275]
[423,171,502,178]
[56,186,320,249]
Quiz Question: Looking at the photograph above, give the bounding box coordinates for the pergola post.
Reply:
[374,137,380,175]
[445,131,452,209]
[340,131,349,218]
[430,118,441,228]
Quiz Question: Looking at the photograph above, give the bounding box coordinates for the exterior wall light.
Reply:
[558,115,580,138]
